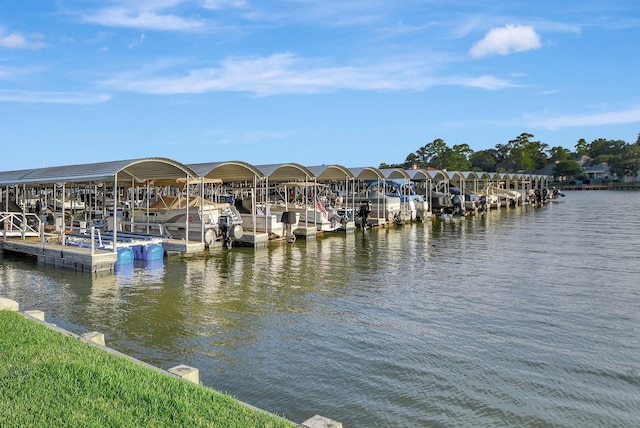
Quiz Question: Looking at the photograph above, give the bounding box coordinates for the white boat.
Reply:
[354,180,427,224]
[449,186,484,212]
[129,194,243,247]
[296,201,347,232]
[483,184,521,207]
[272,182,350,232]
[238,202,301,239]
[54,198,86,211]
[483,193,501,209]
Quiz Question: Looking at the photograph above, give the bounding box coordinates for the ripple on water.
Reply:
[2,191,640,427]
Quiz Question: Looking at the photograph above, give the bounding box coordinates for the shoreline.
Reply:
[0,297,341,428]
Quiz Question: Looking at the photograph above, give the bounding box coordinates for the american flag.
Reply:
[315,201,328,217]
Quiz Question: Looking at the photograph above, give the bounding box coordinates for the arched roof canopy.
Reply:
[347,167,384,181]
[305,165,354,181]
[379,168,410,180]
[485,172,502,181]
[445,171,466,183]
[405,169,431,181]
[0,168,41,186]
[474,171,492,181]
[0,157,197,187]
[254,163,315,182]
[426,170,448,182]
[188,161,265,182]
[460,171,480,181]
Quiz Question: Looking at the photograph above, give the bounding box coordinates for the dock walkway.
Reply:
[0,237,117,273]
[559,183,612,190]
[0,236,205,273]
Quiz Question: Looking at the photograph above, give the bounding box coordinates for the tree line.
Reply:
[379,132,640,179]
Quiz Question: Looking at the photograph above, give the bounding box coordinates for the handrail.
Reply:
[120,220,171,237]
[1,211,42,240]
[64,225,103,255]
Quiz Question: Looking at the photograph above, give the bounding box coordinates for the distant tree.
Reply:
[414,145,429,166]
[399,138,447,169]
[589,138,626,163]
[494,141,511,163]
[575,138,589,156]
[609,142,640,181]
[379,162,405,169]
[380,132,637,174]
[469,149,498,172]
[592,154,616,165]
[553,159,581,178]
[409,138,450,169]
[402,152,419,169]
[503,132,549,172]
[428,138,450,168]
[440,144,472,171]
[549,146,571,162]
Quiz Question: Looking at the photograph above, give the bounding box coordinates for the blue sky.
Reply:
[1,1,639,171]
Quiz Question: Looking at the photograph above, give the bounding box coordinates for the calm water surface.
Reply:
[2,190,640,427]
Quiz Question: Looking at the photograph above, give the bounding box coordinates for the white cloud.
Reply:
[465,75,520,90]
[529,108,640,130]
[451,15,484,39]
[0,90,111,104]
[81,7,205,31]
[128,33,147,49]
[378,22,432,41]
[0,64,47,81]
[98,53,422,95]
[0,32,47,49]
[203,0,247,10]
[469,24,541,58]
[0,66,15,79]
[98,52,520,96]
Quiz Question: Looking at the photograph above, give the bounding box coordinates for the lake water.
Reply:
[2,190,640,427]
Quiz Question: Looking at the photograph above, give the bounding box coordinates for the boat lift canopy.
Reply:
[0,157,197,187]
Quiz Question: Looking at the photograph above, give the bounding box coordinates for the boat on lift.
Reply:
[125,178,244,248]
[272,182,349,232]
[354,180,428,224]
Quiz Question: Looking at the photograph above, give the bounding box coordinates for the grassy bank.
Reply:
[0,310,295,427]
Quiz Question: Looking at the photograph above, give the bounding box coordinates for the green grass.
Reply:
[0,310,296,428]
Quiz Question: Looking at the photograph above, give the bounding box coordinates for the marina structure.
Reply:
[1,157,553,273]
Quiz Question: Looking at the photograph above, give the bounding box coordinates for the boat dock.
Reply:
[1,157,557,273]
[0,238,118,273]
[560,183,613,191]
[0,233,205,273]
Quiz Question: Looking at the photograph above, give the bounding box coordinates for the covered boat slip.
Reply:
[191,162,360,241]
[251,164,358,236]
[1,157,552,272]
[0,158,204,272]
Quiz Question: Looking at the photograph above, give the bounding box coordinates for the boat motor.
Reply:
[452,194,466,216]
[478,195,487,212]
[357,200,372,229]
[280,211,297,243]
[218,208,244,249]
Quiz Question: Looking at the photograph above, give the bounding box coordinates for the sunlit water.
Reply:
[2,190,640,427]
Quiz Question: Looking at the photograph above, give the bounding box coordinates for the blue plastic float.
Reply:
[115,247,135,266]
[132,243,164,261]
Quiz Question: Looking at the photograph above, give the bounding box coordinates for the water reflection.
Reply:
[2,192,640,427]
